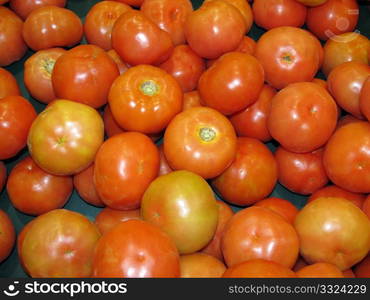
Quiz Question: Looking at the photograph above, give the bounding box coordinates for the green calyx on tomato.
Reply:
[199,127,217,142]
[140,80,159,96]
[42,58,56,78]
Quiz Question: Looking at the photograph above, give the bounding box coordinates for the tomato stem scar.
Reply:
[199,127,216,142]
[140,80,159,96]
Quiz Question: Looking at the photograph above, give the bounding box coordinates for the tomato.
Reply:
[323,122,370,193]
[95,207,141,235]
[9,0,66,20]
[295,197,370,270]
[84,1,131,51]
[363,195,370,219]
[0,0,8,4]
[113,0,144,7]
[254,197,299,225]
[141,170,218,254]
[223,259,295,278]
[0,6,27,66]
[234,36,256,55]
[73,163,104,208]
[296,263,344,278]
[312,78,328,90]
[354,255,370,278]
[94,132,159,210]
[255,27,321,89]
[198,52,264,116]
[0,95,37,160]
[360,76,370,121]
[52,45,119,108]
[159,45,205,93]
[212,137,277,206]
[222,206,299,268]
[16,219,34,274]
[163,107,237,179]
[102,105,123,138]
[180,253,226,278]
[27,100,104,176]
[92,219,180,277]
[230,84,276,142]
[252,0,307,30]
[306,0,359,41]
[22,6,83,51]
[296,0,327,6]
[184,0,246,59]
[268,82,338,153]
[337,114,363,129]
[20,209,100,277]
[107,49,129,75]
[0,161,6,191]
[158,144,172,176]
[0,67,21,99]
[24,48,66,104]
[182,90,203,111]
[0,209,15,263]
[112,10,174,66]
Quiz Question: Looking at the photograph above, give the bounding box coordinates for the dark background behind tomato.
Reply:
[0,0,369,277]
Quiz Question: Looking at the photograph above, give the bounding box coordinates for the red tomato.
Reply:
[94,132,159,210]
[234,36,256,55]
[0,67,21,99]
[106,49,129,75]
[182,90,203,111]
[252,0,307,30]
[0,161,6,191]
[52,45,119,108]
[296,0,328,6]
[230,84,276,142]
[222,206,299,268]
[112,10,174,66]
[306,0,359,41]
[7,156,73,215]
[255,27,321,89]
[73,163,104,208]
[180,253,226,278]
[22,6,83,51]
[103,104,124,138]
[323,122,370,193]
[212,137,277,206]
[198,52,264,116]
[0,6,27,66]
[184,0,246,59]
[363,195,370,219]
[159,45,205,93]
[0,95,37,160]
[24,48,66,104]
[10,0,66,20]
[112,0,144,7]
[163,107,237,179]
[312,78,328,90]
[354,254,370,278]
[360,77,370,121]
[158,144,172,176]
[294,197,370,270]
[254,197,299,225]
[296,263,344,278]
[268,82,338,153]
[92,219,180,278]
[84,1,132,51]
[0,209,15,263]
[27,100,104,176]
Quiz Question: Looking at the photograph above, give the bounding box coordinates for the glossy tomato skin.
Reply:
[0,67,21,99]
[180,253,226,278]
[109,64,182,134]
[84,1,131,51]
[27,100,104,176]
[268,82,338,153]
[296,263,344,278]
[323,122,370,193]
[163,107,237,179]
[141,170,218,254]
[0,95,37,160]
[112,10,173,66]
[184,0,246,59]
[94,132,159,210]
[52,44,119,108]
[360,77,370,121]
[254,197,299,225]
[212,137,278,206]
[22,6,83,51]
[198,52,264,116]
[24,48,66,104]
[0,6,27,66]
[0,161,6,191]
[10,0,66,20]
[182,90,203,111]
[0,209,15,263]
[92,219,180,278]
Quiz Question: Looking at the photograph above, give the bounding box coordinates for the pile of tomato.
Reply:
[0,0,370,278]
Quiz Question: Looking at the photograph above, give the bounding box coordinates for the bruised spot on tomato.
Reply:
[199,127,216,143]
[140,80,160,96]
[41,58,56,78]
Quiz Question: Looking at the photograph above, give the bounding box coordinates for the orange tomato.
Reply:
[360,76,370,121]
[158,144,172,176]
[103,104,124,138]
[0,67,21,99]
[9,0,67,20]
[180,253,226,278]
[296,0,328,6]
[254,197,299,225]
[296,262,344,278]
[106,49,129,75]
[182,90,203,111]
[362,195,370,219]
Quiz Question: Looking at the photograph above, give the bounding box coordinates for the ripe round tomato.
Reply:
[22,6,83,51]
[106,49,129,75]
[267,82,338,153]
[0,67,21,99]
[184,0,246,59]
[180,253,226,278]
[92,219,180,277]
[24,47,66,104]
[158,144,172,176]
[222,206,299,268]
[113,0,144,7]
[112,10,173,66]
[295,197,370,270]
[0,6,27,66]
[198,52,264,116]
[354,255,370,278]
[360,76,370,121]
[323,122,370,193]
[255,26,321,89]
[234,35,256,55]
[0,209,15,263]
[230,84,276,142]
[103,104,124,138]
[212,137,277,206]
[94,132,159,210]
[363,195,370,219]
[296,263,344,278]
[306,0,359,41]
[73,163,104,208]
[163,107,237,179]
[254,197,299,225]
[0,95,37,160]
[84,1,131,51]
[0,161,6,191]
[9,0,66,20]
[27,100,104,176]
[312,78,328,90]
[182,90,203,111]
[296,0,328,6]
[253,0,307,30]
